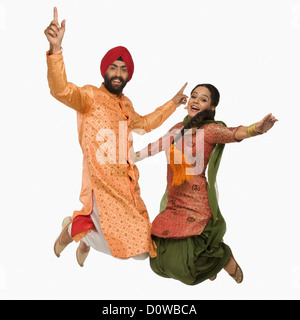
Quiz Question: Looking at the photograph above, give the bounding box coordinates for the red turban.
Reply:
[100,46,134,82]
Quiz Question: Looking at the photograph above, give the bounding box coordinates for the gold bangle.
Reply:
[247,123,255,136]
[247,125,252,136]
[247,123,263,136]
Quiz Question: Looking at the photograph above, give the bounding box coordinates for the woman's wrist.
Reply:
[134,151,141,163]
[247,123,263,136]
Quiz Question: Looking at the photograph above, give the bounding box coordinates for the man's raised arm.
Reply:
[45,7,91,113]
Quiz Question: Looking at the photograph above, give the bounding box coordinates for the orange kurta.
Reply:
[46,51,176,258]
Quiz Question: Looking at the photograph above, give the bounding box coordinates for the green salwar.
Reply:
[150,220,232,285]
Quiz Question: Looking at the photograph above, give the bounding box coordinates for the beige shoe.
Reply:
[54,216,73,258]
[76,241,90,267]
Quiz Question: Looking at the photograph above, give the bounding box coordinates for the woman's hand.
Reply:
[255,113,278,134]
[172,82,188,108]
[134,151,141,163]
[44,7,66,54]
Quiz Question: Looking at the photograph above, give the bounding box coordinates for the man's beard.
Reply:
[104,75,128,96]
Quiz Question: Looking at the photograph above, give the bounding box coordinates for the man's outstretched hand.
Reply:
[44,7,66,54]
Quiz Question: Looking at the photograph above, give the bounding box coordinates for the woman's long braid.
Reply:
[172,109,215,145]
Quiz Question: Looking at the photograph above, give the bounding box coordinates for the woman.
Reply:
[135,84,278,285]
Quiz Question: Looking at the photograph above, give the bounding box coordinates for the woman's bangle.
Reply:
[247,123,263,136]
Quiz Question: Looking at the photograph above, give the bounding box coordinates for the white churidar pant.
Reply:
[68,193,149,260]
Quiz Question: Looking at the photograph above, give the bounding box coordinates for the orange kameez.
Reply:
[46,51,176,258]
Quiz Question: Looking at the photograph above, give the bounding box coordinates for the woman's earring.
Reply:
[184,106,188,110]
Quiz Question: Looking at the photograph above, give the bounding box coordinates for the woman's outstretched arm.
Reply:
[234,113,278,140]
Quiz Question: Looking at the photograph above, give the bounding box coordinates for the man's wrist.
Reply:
[50,45,63,55]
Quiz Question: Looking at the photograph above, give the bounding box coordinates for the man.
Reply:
[44,7,188,266]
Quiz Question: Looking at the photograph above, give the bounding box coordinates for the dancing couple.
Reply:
[45,7,277,284]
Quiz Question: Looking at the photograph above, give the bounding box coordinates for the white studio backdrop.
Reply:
[0,0,299,299]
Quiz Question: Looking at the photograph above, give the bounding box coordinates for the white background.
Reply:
[0,0,299,300]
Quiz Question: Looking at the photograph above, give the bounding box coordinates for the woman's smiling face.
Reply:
[187,86,215,118]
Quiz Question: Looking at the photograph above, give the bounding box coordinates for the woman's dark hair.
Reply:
[173,84,220,145]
